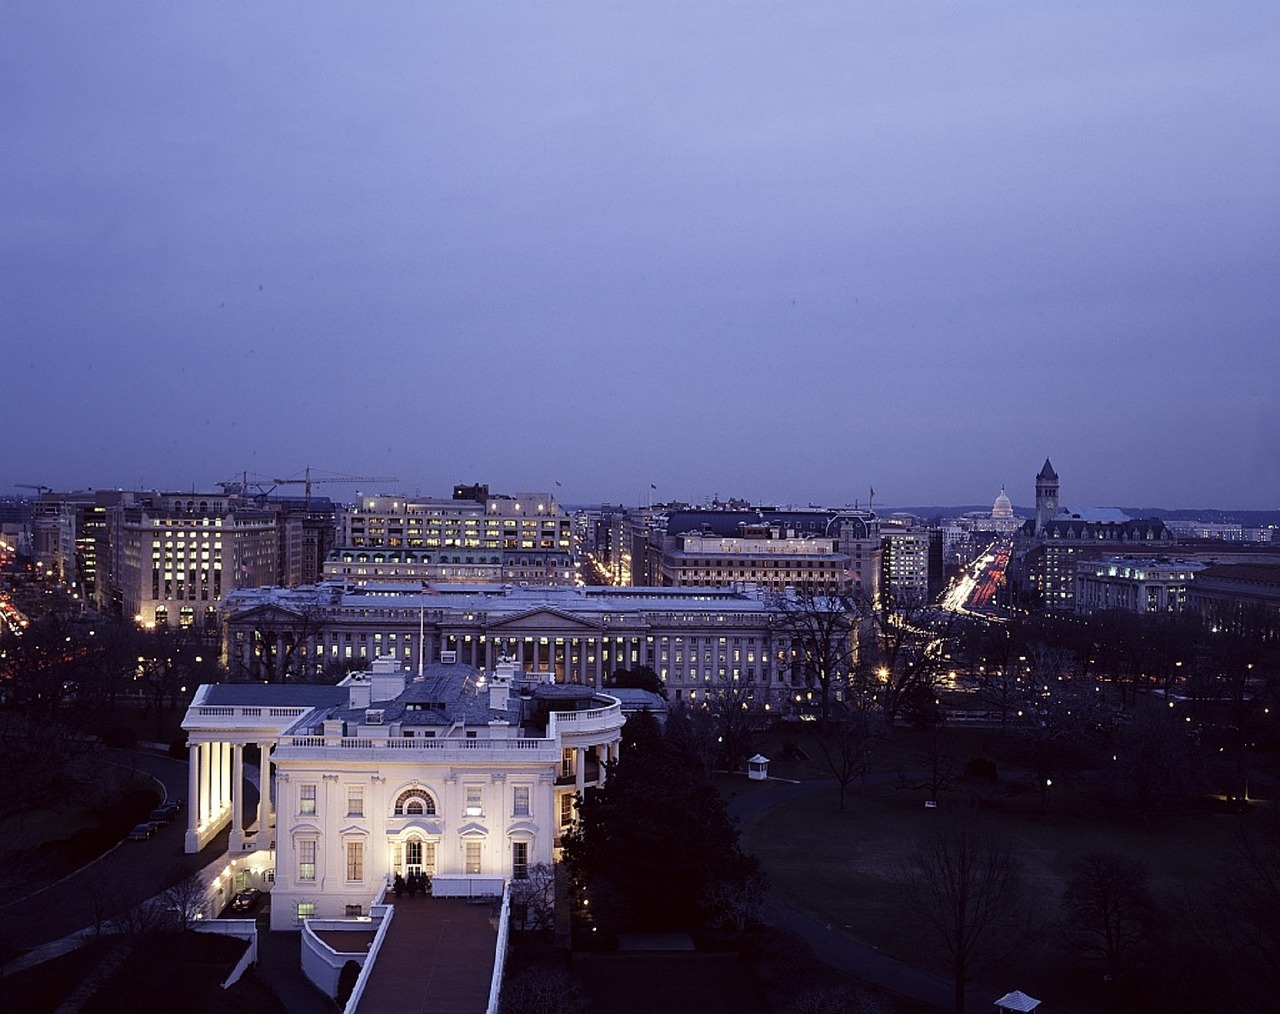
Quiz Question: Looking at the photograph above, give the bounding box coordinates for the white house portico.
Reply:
[180,656,625,930]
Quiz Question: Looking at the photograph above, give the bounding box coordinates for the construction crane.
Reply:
[271,468,399,506]
[218,468,398,507]
[14,484,53,495]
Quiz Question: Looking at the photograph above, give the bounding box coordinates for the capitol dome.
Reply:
[992,486,1014,519]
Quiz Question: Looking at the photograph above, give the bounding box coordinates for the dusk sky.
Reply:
[3,4,1278,511]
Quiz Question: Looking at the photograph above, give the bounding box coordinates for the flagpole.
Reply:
[417,582,426,678]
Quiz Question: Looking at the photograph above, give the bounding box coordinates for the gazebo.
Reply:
[994,990,1041,1012]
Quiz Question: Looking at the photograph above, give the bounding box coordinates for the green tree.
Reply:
[563,720,761,935]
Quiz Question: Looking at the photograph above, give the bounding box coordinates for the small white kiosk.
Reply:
[994,990,1041,1013]
[747,754,770,781]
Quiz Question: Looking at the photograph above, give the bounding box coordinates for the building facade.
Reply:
[340,491,573,585]
[221,582,816,707]
[1073,556,1205,615]
[106,493,280,630]
[181,656,625,930]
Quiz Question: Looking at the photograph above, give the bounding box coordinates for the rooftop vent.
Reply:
[365,709,384,725]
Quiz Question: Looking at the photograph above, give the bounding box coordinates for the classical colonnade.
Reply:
[184,739,273,854]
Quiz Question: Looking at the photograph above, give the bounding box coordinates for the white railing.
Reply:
[548,700,623,737]
[189,705,310,720]
[284,736,555,751]
[486,883,512,1014]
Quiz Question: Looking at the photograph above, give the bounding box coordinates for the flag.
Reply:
[870,487,875,499]
[650,483,657,490]
[555,481,562,487]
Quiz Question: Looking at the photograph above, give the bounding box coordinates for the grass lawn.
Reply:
[741,753,1253,1013]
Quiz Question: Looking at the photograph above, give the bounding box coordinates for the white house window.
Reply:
[394,789,436,815]
[298,840,317,881]
[512,841,529,880]
[560,793,574,826]
[465,841,482,875]
[347,786,364,817]
[299,784,317,816]
[296,901,316,921]
[465,785,483,817]
[512,786,530,817]
[346,840,364,881]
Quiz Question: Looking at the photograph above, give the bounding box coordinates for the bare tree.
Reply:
[703,681,771,773]
[511,862,557,933]
[1060,852,1156,977]
[161,872,209,931]
[811,703,883,811]
[856,590,950,728]
[702,865,767,932]
[902,816,1027,1014]
[233,602,328,682]
[770,588,857,723]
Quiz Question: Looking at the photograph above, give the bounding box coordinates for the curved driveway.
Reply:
[0,750,234,953]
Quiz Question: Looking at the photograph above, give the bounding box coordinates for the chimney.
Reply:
[370,654,407,703]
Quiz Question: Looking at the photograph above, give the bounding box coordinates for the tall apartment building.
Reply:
[105,493,279,631]
[880,524,945,607]
[337,490,573,585]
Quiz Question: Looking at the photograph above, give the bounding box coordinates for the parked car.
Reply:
[230,889,262,913]
[127,823,156,841]
[149,807,174,823]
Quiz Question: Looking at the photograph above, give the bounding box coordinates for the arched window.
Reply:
[393,788,437,816]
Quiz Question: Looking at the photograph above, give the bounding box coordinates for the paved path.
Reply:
[0,748,334,1013]
[729,776,1001,1014]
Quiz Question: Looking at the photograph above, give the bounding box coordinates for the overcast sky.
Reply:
[3,3,1278,511]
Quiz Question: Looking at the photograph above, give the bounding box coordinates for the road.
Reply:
[0,751,222,954]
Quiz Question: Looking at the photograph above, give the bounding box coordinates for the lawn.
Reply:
[740,737,1258,1013]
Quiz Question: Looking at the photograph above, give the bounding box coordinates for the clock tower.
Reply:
[1034,458,1059,534]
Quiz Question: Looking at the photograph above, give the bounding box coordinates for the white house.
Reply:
[181,656,625,930]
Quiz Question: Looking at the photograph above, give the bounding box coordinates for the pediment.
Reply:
[388,818,444,838]
[488,607,602,633]
[457,821,490,838]
[229,602,309,626]
[505,819,539,838]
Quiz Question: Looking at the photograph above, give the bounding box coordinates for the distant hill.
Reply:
[884,506,1280,526]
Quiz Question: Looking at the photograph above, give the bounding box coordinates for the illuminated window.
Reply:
[298,839,316,881]
[513,786,530,817]
[299,784,317,816]
[296,901,316,920]
[394,789,436,815]
[465,785,483,816]
[346,840,364,881]
[465,842,482,875]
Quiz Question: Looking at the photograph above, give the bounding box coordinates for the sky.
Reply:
[3,3,1278,511]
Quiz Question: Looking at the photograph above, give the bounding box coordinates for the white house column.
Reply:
[185,742,201,851]
[575,747,585,795]
[257,741,271,845]
[212,742,225,824]
[200,741,212,830]
[231,743,244,849]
